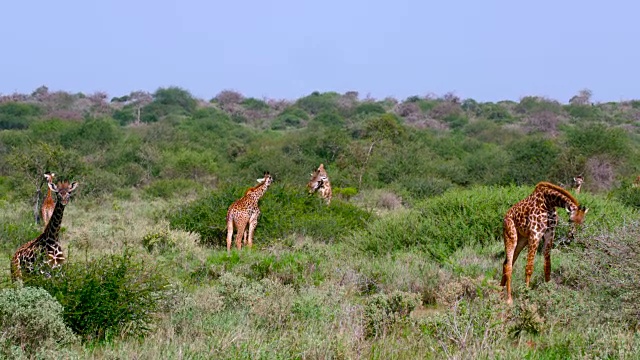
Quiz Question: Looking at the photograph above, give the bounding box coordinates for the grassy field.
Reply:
[1,185,639,359]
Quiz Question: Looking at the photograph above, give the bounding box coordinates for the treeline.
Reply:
[1,86,639,206]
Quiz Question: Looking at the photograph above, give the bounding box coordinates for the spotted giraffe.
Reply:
[226,172,273,252]
[41,172,56,227]
[572,175,584,194]
[307,163,332,205]
[501,181,588,304]
[11,180,79,281]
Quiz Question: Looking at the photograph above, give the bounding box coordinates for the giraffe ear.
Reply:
[69,182,79,192]
[48,182,58,193]
[257,178,265,184]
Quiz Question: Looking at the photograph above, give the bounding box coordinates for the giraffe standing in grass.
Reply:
[41,172,56,227]
[501,182,588,304]
[11,180,79,281]
[226,172,273,252]
[307,163,332,205]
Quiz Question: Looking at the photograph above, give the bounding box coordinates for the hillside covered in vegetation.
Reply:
[0,86,639,358]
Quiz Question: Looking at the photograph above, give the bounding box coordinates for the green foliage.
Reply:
[0,286,77,357]
[566,104,601,120]
[475,102,513,122]
[295,91,340,115]
[348,186,530,260]
[0,102,40,129]
[61,118,121,153]
[272,106,309,129]
[364,290,421,338]
[142,178,201,199]
[25,250,171,342]
[505,137,561,185]
[565,122,629,159]
[311,111,345,128]
[168,184,373,247]
[142,229,175,253]
[241,97,269,111]
[516,96,562,114]
[353,102,386,116]
[333,187,358,200]
[153,86,197,114]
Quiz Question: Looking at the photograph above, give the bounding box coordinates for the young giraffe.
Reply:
[226,172,273,252]
[572,175,584,194]
[501,181,588,304]
[41,172,56,227]
[307,163,332,205]
[11,180,79,281]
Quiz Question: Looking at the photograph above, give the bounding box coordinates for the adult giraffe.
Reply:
[501,181,588,304]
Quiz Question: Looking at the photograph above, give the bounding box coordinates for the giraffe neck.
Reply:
[39,198,66,244]
[247,182,270,204]
[541,189,578,211]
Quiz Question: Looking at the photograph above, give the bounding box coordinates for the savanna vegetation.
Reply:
[0,86,639,358]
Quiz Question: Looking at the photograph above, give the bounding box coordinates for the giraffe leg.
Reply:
[543,211,557,282]
[501,218,518,304]
[247,210,260,249]
[524,234,543,287]
[235,220,247,250]
[543,228,555,282]
[226,217,235,252]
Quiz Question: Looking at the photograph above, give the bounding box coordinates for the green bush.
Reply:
[0,286,76,357]
[25,250,171,342]
[565,122,629,159]
[348,185,530,260]
[168,184,373,247]
[364,290,421,338]
[142,229,175,253]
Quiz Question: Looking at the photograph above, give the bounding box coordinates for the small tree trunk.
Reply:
[358,140,377,189]
[33,187,41,225]
[136,106,141,125]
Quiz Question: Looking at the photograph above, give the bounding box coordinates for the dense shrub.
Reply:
[168,184,373,247]
[25,250,171,342]
[364,290,421,338]
[0,286,76,357]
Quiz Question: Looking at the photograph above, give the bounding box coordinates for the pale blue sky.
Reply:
[1,1,638,103]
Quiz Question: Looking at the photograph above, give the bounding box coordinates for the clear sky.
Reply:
[1,0,638,103]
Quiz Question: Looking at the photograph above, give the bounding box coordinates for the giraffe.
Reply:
[633,175,640,188]
[11,180,79,281]
[501,181,588,304]
[307,163,332,205]
[41,172,56,227]
[572,175,584,194]
[226,172,273,252]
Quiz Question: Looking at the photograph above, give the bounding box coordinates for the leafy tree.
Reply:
[357,114,405,187]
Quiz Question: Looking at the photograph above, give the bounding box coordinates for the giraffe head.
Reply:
[256,172,273,187]
[48,180,79,205]
[307,164,328,194]
[567,205,589,225]
[44,172,56,184]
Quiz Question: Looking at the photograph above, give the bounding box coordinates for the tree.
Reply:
[358,114,405,187]
[569,88,593,106]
